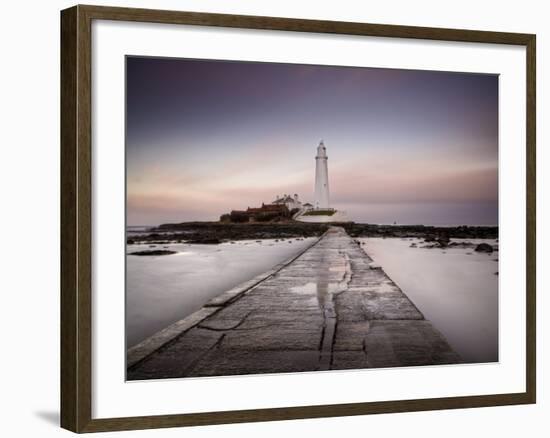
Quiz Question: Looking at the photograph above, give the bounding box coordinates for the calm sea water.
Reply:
[126,238,316,348]
[362,237,498,363]
[126,229,498,364]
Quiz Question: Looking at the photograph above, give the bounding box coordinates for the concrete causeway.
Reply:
[127,227,460,380]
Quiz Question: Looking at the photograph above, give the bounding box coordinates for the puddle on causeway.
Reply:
[290,250,350,312]
[290,281,341,311]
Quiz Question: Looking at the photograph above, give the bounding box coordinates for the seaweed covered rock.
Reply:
[130,250,177,256]
[474,243,493,253]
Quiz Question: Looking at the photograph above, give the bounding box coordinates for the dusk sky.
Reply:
[126,56,498,226]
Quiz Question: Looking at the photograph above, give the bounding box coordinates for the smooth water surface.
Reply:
[361,237,498,363]
[127,238,315,347]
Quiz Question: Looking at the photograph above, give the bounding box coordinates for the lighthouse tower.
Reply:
[314,140,330,209]
[295,140,350,223]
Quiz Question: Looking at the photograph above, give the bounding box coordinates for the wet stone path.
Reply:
[127,227,460,380]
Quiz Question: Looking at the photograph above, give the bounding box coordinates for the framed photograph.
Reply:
[60,4,536,433]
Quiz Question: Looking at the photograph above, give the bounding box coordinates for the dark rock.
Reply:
[421,244,438,249]
[436,234,450,247]
[448,241,474,248]
[187,238,221,244]
[475,243,493,253]
[130,250,177,256]
[139,221,497,245]
[340,223,498,240]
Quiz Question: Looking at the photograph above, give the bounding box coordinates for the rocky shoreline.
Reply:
[127,221,498,245]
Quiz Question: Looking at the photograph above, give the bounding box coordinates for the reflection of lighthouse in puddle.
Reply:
[316,280,329,315]
[288,247,351,370]
[317,259,338,370]
[316,268,337,319]
[289,252,349,314]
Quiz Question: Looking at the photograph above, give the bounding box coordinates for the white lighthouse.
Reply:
[314,140,330,209]
[294,140,350,223]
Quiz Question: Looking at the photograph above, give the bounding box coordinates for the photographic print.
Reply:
[125,56,499,380]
